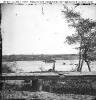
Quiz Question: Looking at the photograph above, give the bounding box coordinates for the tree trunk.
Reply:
[79,59,84,72]
[84,46,91,72]
[77,40,82,72]
[85,60,91,71]
[77,54,81,71]
[77,50,82,71]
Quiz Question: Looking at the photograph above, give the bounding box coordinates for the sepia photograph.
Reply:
[1,1,96,100]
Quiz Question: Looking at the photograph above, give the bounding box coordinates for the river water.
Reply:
[5,60,96,72]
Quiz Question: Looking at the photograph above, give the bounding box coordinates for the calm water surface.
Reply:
[14,60,96,72]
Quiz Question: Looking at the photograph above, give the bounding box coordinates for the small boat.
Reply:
[43,59,55,63]
[63,62,66,65]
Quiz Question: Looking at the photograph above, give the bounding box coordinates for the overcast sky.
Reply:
[1,3,96,55]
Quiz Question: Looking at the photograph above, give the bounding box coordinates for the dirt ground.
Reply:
[1,90,96,100]
[26,91,96,100]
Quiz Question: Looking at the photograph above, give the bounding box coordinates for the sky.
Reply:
[1,3,96,55]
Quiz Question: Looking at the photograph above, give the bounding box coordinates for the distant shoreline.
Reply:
[2,54,79,62]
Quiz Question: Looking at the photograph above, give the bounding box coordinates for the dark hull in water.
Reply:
[43,59,55,63]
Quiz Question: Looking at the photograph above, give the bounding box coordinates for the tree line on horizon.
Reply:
[2,54,79,62]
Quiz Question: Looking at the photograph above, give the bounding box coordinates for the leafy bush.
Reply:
[2,62,23,73]
[2,63,14,73]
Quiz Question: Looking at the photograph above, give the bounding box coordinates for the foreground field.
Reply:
[1,62,96,100]
[1,75,96,100]
[1,90,96,100]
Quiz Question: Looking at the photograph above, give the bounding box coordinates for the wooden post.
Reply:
[32,79,38,91]
[38,79,43,91]
[49,85,52,92]
[53,61,56,71]
[32,79,43,91]
[1,81,5,100]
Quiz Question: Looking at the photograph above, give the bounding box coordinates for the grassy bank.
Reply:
[43,78,96,95]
